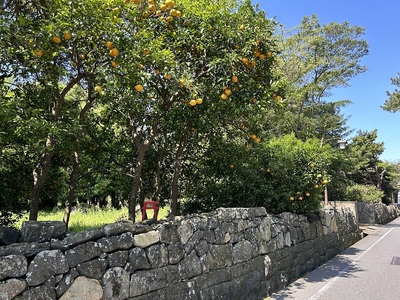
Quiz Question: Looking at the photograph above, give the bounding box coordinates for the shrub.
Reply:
[345,184,384,202]
[182,134,337,215]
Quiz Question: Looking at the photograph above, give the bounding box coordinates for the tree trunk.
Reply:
[29,74,85,220]
[170,135,186,216]
[29,135,54,220]
[127,118,159,222]
[62,83,95,228]
[154,130,167,203]
[63,149,80,228]
[128,145,147,221]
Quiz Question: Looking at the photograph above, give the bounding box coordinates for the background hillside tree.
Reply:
[382,73,400,112]
[275,15,368,143]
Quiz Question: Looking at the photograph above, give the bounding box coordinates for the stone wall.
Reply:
[0,207,362,300]
[334,201,400,225]
[358,202,399,224]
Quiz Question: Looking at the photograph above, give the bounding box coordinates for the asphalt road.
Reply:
[268,217,400,300]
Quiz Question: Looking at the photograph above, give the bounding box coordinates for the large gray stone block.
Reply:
[133,231,160,248]
[64,241,102,268]
[51,229,104,251]
[76,258,108,280]
[0,278,27,299]
[59,276,102,300]
[21,221,66,243]
[102,267,129,300]
[126,247,150,273]
[96,232,133,253]
[26,249,69,286]
[0,241,50,257]
[178,250,202,280]
[15,277,56,300]
[0,255,27,281]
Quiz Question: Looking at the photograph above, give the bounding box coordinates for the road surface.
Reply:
[268,217,400,300]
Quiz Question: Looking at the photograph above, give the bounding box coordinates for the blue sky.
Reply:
[254,0,400,161]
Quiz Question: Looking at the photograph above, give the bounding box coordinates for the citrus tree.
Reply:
[0,0,127,220]
[98,0,282,219]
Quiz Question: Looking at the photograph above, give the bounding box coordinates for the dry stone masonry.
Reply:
[0,207,363,300]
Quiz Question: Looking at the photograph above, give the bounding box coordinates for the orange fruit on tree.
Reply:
[52,36,61,43]
[111,61,119,68]
[94,85,102,92]
[305,192,310,197]
[63,31,72,40]
[242,57,249,64]
[251,134,257,140]
[231,75,238,83]
[109,48,119,57]
[175,10,182,17]
[259,54,265,60]
[322,179,329,185]
[179,79,185,86]
[196,98,203,104]
[189,100,197,106]
[106,41,113,49]
[239,24,245,30]
[135,84,144,92]
[143,48,150,55]
[165,0,174,8]
[289,197,295,201]
[220,93,228,100]
[35,49,43,57]
[224,89,232,96]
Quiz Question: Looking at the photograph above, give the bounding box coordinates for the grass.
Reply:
[16,206,170,232]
